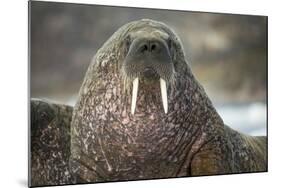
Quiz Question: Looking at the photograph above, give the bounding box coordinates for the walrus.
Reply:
[30,19,267,186]
[30,99,73,186]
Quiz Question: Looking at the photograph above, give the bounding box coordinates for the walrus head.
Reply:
[77,19,191,117]
[71,19,222,181]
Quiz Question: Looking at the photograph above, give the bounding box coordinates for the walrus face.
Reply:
[122,27,175,114]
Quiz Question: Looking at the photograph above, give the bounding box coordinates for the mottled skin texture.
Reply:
[30,19,267,186]
[30,99,73,186]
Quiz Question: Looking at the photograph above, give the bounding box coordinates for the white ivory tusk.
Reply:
[160,78,168,114]
[131,77,139,114]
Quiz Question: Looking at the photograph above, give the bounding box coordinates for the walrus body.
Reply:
[30,19,267,186]
[30,99,73,186]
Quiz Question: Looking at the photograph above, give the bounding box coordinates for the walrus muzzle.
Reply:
[123,31,174,115]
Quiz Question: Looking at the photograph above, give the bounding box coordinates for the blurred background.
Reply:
[30,1,267,136]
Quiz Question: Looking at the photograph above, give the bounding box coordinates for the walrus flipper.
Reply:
[224,125,267,172]
[190,125,267,176]
[190,134,235,176]
[30,99,73,186]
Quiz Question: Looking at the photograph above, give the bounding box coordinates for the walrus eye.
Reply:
[167,37,172,49]
[125,35,132,47]
[123,35,132,54]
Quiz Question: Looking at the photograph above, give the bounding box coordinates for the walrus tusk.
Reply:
[131,77,167,114]
[131,77,139,114]
[160,78,168,114]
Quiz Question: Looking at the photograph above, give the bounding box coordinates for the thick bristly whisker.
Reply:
[160,78,168,114]
[131,77,139,114]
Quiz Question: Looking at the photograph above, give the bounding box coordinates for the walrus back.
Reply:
[224,125,267,173]
[30,99,74,186]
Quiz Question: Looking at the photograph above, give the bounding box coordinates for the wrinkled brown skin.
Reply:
[30,99,74,186]
[30,19,267,186]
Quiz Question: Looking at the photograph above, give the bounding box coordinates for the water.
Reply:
[215,102,267,136]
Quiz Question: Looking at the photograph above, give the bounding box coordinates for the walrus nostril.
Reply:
[150,43,157,52]
[140,44,149,53]
[139,40,160,53]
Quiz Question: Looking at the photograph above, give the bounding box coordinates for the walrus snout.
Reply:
[121,27,175,115]
[123,28,174,82]
[135,38,170,80]
[143,67,158,79]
